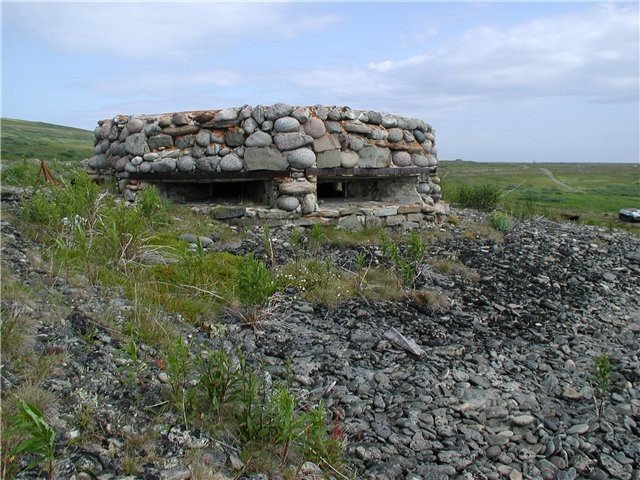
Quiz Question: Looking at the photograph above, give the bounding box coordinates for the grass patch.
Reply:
[277,259,354,307]
[431,258,480,282]
[488,211,513,232]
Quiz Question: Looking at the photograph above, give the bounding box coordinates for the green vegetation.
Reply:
[489,211,513,232]
[440,161,640,227]
[4,399,57,480]
[593,353,614,418]
[446,182,502,211]
[1,118,93,162]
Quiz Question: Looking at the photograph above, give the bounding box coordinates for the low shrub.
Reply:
[448,183,502,211]
[489,211,513,232]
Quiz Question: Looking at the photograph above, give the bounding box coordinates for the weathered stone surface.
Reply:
[195,130,210,147]
[175,135,195,149]
[392,151,412,167]
[244,147,288,171]
[152,158,176,173]
[316,150,342,168]
[191,145,204,158]
[301,193,316,214]
[177,156,196,173]
[242,117,258,135]
[145,123,162,136]
[343,121,372,135]
[213,108,239,123]
[411,154,429,167]
[313,134,340,153]
[139,161,152,173]
[427,154,438,167]
[274,133,313,151]
[287,148,316,169]
[148,134,173,150]
[210,130,225,144]
[338,214,363,231]
[205,144,220,156]
[195,156,220,172]
[387,128,403,143]
[245,131,273,148]
[172,112,190,125]
[291,107,309,123]
[219,154,243,172]
[340,151,359,168]
[114,157,127,172]
[279,179,316,195]
[127,118,144,134]
[265,103,293,121]
[274,116,300,133]
[225,129,245,147]
[252,105,265,124]
[125,133,149,156]
[304,118,326,138]
[276,195,299,212]
[163,125,199,137]
[328,107,342,120]
[88,154,108,169]
[358,146,390,168]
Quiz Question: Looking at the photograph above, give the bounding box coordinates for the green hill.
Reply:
[0,118,94,162]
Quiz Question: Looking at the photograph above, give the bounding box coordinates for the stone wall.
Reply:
[85,103,442,214]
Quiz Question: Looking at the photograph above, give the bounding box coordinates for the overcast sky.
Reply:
[2,1,638,163]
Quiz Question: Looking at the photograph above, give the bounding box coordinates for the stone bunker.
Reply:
[85,104,444,226]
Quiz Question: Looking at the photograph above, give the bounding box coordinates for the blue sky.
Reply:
[2,1,638,163]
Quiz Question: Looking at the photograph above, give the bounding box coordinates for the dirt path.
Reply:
[539,167,582,193]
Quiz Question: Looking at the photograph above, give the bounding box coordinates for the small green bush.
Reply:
[236,254,276,307]
[448,183,502,211]
[489,211,513,232]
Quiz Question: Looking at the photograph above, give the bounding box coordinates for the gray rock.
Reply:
[261,120,273,132]
[512,414,536,426]
[118,127,129,143]
[139,162,152,173]
[388,128,403,143]
[238,105,252,120]
[338,214,363,231]
[213,108,239,123]
[127,118,144,134]
[325,120,342,134]
[414,129,426,143]
[114,157,127,172]
[163,125,199,136]
[225,129,245,147]
[274,116,300,133]
[219,154,243,172]
[160,466,191,480]
[123,188,136,202]
[368,127,388,141]
[367,111,383,124]
[174,134,195,149]
[392,151,412,167]
[301,193,316,214]
[245,131,273,148]
[242,117,258,135]
[343,121,371,135]
[313,134,341,153]
[191,145,204,158]
[265,103,292,121]
[88,154,108,169]
[195,130,210,147]
[316,150,342,168]
[124,133,149,156]
[412,154,429,167]
[398,117,418,129]
[176,156,195,173]
[274,133,313,151]
[328,107,342,120]
[358,146,390,168]
[314,105,328,120]
[148,134,173,150]
[219,147,231,156]
[172,112,190,126]
[347,135,365,151]
[210,130,225,144]
[279,180,316,195]
[195,156,220,172]
[287,148,316,169]
[152,158,176,173]
[599,454,631,480]
[382,115,397,128]
[291,107,309,123]
[179,234,214,247]
[276,196,299,212]
[340,151,359,168]
[131,155,143,166]
[304,118,326,138]
[244,147,288,171]
[143,152,159,161]
[252,105,265,124]
[403,130,415,142]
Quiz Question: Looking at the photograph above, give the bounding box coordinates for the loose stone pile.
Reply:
[85,104,441,215]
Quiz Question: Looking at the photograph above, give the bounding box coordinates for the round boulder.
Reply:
[274,116,301,133]
[276,196,300,212]
[287,148,316,169]
[220,153,243,172]
[303,118,326,139]
[411,154,429,167]
[152,158,176,173]
[391,151,411,167]
[387,128,403,143]
[127,118,144,134]
[177,155,196,172]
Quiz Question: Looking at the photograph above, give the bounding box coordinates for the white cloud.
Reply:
[5,3,341,59]
[291,3,639,115]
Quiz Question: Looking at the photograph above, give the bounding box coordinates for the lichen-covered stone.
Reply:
[287,148,316,169]
[195,156,220,172]
[139,162,152,173]
[265,103,293,121]
[177,156,196,172]
[195,130,211,147]
[152,158,176,173]
[125,133,149,156]
[225,129,245,147]
[175,135,195,149]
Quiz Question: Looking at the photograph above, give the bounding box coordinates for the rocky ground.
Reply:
[1,206,639,480]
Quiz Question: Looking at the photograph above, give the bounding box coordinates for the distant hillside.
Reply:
[0,118,94,162]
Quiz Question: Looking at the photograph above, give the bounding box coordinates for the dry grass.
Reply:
[431,259,480,282]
